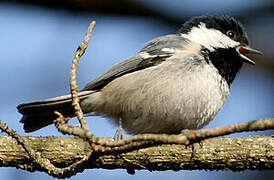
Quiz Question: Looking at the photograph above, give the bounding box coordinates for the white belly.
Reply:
[100,58,230,134]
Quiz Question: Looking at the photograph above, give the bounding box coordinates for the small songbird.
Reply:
[17,15,262,138]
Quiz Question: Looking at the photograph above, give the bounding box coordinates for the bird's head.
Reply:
[179,15,262,65]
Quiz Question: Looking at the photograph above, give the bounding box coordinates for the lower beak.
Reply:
[236,45,263,65]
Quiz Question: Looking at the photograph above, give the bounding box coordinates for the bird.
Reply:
[17,15,262,138]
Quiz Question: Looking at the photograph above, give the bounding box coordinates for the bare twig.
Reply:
[0,21,99,178]
[81,118,274,153]
[70,21,96,131]
[54,21,97,141]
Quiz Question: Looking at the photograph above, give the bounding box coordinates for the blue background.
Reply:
[0,1,273,179]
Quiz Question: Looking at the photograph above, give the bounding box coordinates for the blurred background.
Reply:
[0,0,273,179]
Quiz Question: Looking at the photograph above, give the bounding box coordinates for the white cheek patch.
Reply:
[180,23,240,51]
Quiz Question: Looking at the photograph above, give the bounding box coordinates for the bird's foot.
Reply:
[180,129,202,160]
[113,118,126,141]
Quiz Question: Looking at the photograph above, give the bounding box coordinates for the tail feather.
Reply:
[17,91,94,132]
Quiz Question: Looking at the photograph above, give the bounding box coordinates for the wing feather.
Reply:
[82,34,189,91]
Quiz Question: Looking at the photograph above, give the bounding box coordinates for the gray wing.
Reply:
[82,34,189,91]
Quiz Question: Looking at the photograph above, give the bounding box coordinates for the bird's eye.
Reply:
[226,31,235,39]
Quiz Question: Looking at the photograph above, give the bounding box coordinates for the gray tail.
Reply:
[17,91,94,132]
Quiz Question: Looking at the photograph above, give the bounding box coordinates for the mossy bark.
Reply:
[0,135,273,172]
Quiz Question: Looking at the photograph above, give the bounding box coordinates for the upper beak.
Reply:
[236,45,263,65]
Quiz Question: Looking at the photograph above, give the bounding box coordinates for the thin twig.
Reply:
[56,115,274,153]
[0,21,99,178]
[87,118,274,153]
[70,21,96,130]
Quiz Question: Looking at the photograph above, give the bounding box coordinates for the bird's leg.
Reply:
[180,129,202,160]
[114,118,126,141]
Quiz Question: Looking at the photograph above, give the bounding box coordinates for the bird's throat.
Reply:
[203,47,243,86]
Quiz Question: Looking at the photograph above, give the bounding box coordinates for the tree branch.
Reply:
[0,135,273,172]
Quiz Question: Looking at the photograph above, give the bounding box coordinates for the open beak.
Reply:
[236,45,263,65]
